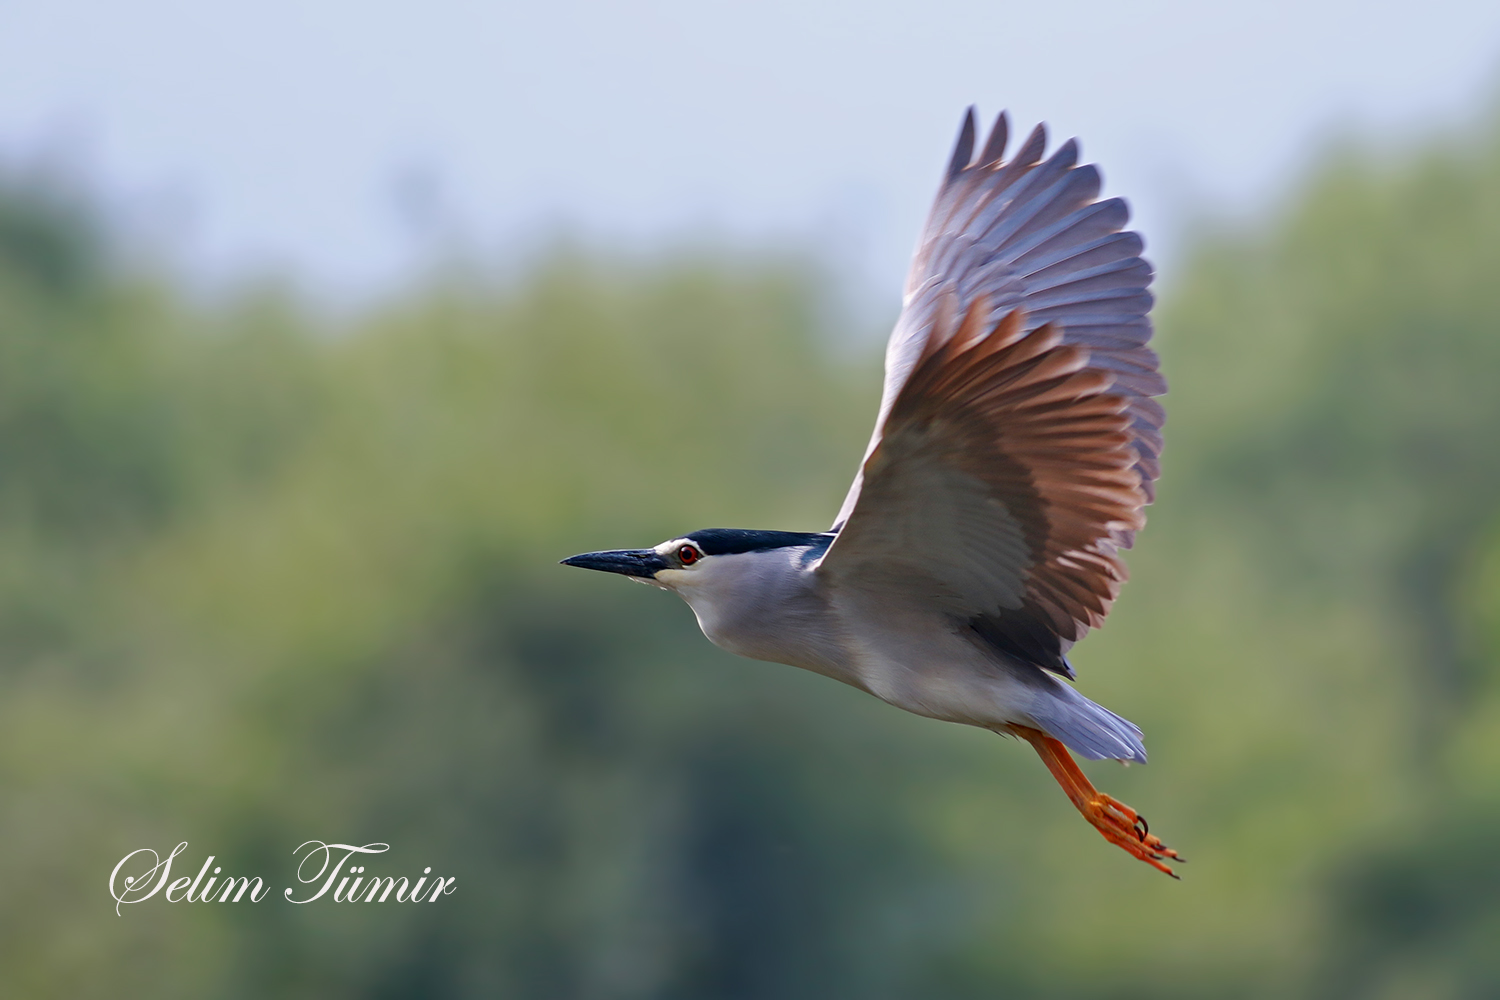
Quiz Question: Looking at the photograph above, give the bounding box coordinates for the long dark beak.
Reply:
[560,548,669,579]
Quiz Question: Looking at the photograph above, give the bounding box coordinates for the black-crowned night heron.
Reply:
[564,109,1178,875]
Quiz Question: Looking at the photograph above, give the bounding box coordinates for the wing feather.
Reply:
[821,288,1155,677]
[832,109,1163,539]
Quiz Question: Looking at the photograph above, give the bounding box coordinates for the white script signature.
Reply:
[109,842,457,916]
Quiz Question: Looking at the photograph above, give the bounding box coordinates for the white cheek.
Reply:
[654,568,687,588]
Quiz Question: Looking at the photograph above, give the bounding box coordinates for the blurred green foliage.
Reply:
[3,105,1500,998]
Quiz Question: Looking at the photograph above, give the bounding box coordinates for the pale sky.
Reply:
[2,1,1498,304]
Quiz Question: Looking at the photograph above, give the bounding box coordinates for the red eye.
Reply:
[679,545,701,565]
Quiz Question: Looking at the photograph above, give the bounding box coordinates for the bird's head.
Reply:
[563,529,836,663]
[561,528,834,596]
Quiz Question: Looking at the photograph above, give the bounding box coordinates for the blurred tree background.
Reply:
[3,102,1500,999]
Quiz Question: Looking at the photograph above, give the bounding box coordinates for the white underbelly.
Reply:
[836,608,1040,729]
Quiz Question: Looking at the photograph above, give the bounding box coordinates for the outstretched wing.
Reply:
[831,108,1162,535]
[819,110,1162,676]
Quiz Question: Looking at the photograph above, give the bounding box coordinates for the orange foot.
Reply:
[1004,724,1184,878]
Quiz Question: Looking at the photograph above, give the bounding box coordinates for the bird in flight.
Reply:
[564,109,1178,875]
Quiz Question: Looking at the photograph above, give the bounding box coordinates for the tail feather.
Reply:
[1026,681,1147,763]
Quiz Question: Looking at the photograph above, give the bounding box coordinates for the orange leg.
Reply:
[1004,724,1183,878]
